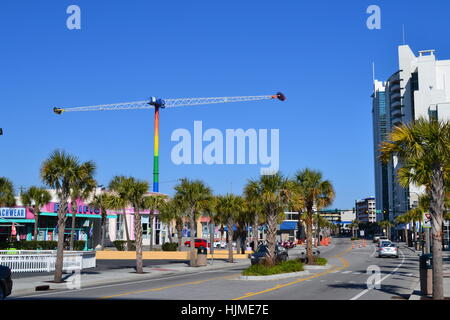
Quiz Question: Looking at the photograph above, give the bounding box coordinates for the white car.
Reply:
[214,241,226,248]
[378,242,399,258]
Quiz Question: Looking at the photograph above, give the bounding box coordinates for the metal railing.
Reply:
[0,251,96,273]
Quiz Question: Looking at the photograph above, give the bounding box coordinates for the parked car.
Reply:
[281,241,296,249]
[0,265,13,300]
[378,242,399,258]
[250,244,288,265]
[213,241,227,248]
[184,239,210,248]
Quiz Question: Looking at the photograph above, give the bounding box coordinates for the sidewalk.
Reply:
[10,258,250,298]
[403,244,450,300]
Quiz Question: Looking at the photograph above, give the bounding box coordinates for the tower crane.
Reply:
[53,92,286,192]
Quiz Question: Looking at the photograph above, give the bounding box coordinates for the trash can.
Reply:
[196,246,207,267]
[419,254,433,295]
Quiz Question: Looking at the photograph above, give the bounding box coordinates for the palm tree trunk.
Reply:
[266,212,278,266]
[69,202,77,251]
[54,200,68,283]
[253,215,259,252]
[227,221,234,263]
[134,207,144,274]
[33,212,39,241]
[176,223,183,251]
[122,208,132,251]
[149,212,154,251]
[209,222,215,255]
[189,209,196,267]
[306,212,314,264]
[100,210,106,249]
[167,224,173,244]
[430,167,445,300]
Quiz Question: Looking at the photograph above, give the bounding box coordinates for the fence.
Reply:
[0,250,96,273]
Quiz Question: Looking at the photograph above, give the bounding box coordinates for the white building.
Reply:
[372,45,450,238]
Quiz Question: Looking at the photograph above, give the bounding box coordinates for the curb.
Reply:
[239,270,310,281]
[10,260,251,298]
[408,280,422,300]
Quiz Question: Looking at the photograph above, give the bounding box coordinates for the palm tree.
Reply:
[142,194,168,251]
[215,194,245,263]
[244,185,263,252]
[90,191,111,250]
[0,177,16,207]
[68,163,97,250]
[173,178,212,267]
[158,198,186,250]
[201,196,218,254]
[40,150,96,283]
[20,187,52,240]
[292,169,335,264]
[108,176,133,251]
[244,173,290,266]
[348,221,359,238]
[124,177,149,274]
[378,220,393,239]
[380,118,449,299]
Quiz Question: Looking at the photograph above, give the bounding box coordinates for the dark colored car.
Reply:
[184,239,210,248]
[0,266,13,300]
[250,245,288,265]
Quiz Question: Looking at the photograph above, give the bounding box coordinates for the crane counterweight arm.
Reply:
[53,92,286,114]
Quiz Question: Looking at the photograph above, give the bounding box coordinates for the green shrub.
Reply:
[162,242,178,251]
[113,240,136,251]
[313,257,328,266]
[242,259,304,276]
[351,237,360,241]
[0,241,58,250]
[73,240,86,251]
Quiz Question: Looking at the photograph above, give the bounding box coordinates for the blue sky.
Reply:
[1,0,450,208]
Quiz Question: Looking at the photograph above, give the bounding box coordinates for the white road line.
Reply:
[353,272,362,275]
[350,249,406,300]
[342,271,352,274]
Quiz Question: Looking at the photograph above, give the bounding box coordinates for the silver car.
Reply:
[378,242,399,258]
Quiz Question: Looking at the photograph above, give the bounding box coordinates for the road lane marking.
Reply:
[342,271,352,274]
[98,274,238,299]
[15,268,242,299]
[349,249,406,300]
[232,246,352,300]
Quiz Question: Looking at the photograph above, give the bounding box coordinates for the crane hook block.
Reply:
[276,92,286,101]
[53,107,63,115]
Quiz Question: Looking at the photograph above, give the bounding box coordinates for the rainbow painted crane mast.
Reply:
[54,92,286,192]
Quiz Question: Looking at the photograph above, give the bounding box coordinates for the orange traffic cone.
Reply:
[363,239,366,247]
[352,241,355,249]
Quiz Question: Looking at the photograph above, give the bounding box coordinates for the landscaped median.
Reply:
[239,258,329,280]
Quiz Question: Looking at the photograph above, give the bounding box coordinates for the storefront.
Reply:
[107,209,169,246]
[0,207,35,242]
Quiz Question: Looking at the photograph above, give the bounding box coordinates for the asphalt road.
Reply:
[13,238,420,300]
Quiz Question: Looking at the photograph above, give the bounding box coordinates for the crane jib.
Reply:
[52,92,285,114]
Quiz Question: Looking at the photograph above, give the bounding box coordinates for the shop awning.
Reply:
[39,212,112,219]
[280,221,297,231]
[0,219,35,224]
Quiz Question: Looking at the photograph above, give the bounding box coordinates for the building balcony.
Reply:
[389,84,401,93]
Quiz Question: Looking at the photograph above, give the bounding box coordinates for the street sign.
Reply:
[360,230,365,236]
[423,212,432,228]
